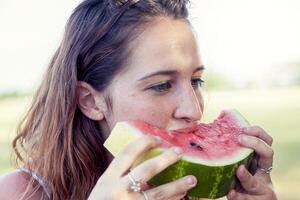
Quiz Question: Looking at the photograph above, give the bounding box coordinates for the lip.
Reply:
[167,122,200,132]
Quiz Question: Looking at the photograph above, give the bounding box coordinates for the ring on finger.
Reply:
[127,171,142,192]
[141,191,150,200]
[258,166,273,174]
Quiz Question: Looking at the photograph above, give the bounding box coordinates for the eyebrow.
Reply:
[138,65,205,81]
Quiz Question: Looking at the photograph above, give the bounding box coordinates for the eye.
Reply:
[191,77,205,88]
[148,81,172,92]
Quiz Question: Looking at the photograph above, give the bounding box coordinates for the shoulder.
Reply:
[0,170,44,200]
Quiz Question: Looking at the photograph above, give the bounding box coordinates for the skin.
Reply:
[83,18,205,139]
[0,17,277,200]
[80,17,277,200]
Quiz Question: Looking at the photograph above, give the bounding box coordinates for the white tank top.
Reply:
[19,168,51,199]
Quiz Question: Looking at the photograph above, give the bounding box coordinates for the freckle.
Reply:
[150,111,156,117]
[129,92,137,97]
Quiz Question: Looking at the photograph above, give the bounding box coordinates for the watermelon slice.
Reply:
[104,110,254,199]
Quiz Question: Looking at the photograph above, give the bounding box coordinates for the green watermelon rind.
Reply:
[104,109,254,199]
[148,150,253,199]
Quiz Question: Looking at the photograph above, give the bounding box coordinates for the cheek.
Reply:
[196,89,205,111]
[111,94,175,129]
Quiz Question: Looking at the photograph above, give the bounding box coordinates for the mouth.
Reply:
[167,122,201,132]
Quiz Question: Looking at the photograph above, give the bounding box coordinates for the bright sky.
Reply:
[0,0,300,92]
[190,0,300,87]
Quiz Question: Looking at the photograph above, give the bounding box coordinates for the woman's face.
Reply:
[100,17,205,138]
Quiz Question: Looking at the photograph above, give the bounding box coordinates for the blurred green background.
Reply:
[1,86,299,199]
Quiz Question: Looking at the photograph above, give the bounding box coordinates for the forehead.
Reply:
[125,17,201,75]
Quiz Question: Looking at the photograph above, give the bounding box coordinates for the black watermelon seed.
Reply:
[189,142,203,150]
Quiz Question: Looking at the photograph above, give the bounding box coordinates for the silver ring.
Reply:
[128,171,142,192]
[258,166,273,174]
[142,191,149,200]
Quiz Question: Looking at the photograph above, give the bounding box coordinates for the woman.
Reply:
[0,0,277,199]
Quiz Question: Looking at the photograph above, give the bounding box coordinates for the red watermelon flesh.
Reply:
[131,110,245,160]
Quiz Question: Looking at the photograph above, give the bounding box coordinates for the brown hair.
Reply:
[13,0,190,199]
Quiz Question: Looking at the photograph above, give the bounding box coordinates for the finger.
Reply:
[107,135,162,177]
[236,165,266,195]
[167,192,187,200]
[243,126,273,146]
[227,189,254,200]
[239,135,274,170]
[125,147,184,184]
[145,175,197,200]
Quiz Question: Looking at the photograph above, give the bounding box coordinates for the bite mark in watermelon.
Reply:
[104,109,254,199]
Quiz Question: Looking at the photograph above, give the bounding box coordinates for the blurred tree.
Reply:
[287,61,300,84]
[272,61,300,86]
[204,71,234,90]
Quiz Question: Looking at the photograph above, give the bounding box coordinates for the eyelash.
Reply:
[148,81,172,93]
[148,78,205,93]
[191,77,205,88]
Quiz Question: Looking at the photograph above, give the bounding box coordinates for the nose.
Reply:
[173,86,203,122]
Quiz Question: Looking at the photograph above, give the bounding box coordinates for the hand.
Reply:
[227,126,277,200]
[88,135,197,200]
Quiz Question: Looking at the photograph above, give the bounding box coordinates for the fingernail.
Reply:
[173,147,183,155]
[243,127,250,132]
[240,164,246,170]
[239,135,249,143]
[186,176,196,186]
[239,165,245,176]
[180,192,187,197]
[154,136,162,144]
[228,190,235,199]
